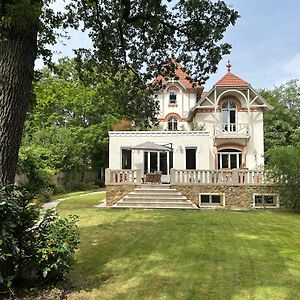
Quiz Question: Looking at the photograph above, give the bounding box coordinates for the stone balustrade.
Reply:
[105,169,142,185]
[170,169,272,185]
[105,168,272,186]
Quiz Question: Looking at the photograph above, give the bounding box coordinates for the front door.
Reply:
[143,151,173,183]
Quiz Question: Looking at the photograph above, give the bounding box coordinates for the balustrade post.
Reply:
[105,168,111,185]
[232,169,239,184]
[136,169,142,184]
[170,168,176,184]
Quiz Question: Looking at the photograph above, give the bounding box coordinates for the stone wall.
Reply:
[172,184,278,208]
[106,185,138,206]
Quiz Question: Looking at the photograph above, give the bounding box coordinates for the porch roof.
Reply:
[132,142,172,152]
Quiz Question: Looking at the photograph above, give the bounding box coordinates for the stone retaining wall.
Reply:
[172,184,278,208]
[106,185,139,206]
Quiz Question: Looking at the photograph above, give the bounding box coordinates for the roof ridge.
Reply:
[215,71,250,87]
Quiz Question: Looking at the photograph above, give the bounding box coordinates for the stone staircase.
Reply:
[112,184,198,210]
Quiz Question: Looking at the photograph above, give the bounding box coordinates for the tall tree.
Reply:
[22,58,155,172]
[0,0,239,185]
[262,79,300,157]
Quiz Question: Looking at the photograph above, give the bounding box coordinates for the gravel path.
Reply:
[43,191,106,210]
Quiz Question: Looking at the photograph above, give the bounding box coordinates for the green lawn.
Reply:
[57,195,300,300]
[50,189,104,201]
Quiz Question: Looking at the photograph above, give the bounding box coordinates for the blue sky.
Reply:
[37,0,300,90]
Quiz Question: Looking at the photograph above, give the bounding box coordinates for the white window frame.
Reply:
[169,90,177,104]
[168,117,178,131]
[120,147,132,169]
[221,100,238,132]
[253,194,280,208]
[199,193,225,208]
[218,150,242,169]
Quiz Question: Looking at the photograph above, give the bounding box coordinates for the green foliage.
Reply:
[18,146,55,197]
[190,122,205,131]
[267,145,300,209]
[36,211,79,281]
[0,186,79,292]
[262,79,300,157]
[22,58,157,174]
[67,0,239,84]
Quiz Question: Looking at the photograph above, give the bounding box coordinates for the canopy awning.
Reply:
[132,142,172,152]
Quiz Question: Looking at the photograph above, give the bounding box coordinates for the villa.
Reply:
[105,62,279,209]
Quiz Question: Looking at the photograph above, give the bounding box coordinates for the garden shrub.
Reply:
[0,186,79,294]
[268,144,300,209]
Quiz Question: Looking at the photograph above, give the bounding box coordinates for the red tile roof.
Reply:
[153,60,202,90]
[215,71,250,87]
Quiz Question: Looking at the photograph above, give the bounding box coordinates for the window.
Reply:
[186,148,196,169]
[221,100,237,132]
[253,194,279,208]
[218,149,242,169]
[121,149,132,169]
[199,193,225,207]
[168,117,178,131]
[169,90,177,104]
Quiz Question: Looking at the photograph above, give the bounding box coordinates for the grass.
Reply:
[57,196,300,300]
[50,189,104,201]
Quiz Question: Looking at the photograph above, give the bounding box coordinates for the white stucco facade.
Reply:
[108,65,272,182]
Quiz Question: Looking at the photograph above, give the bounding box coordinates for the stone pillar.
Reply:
[170,168,176,184]
[105,168,111,185]
[136,169,142,184]
[232,169,239,184]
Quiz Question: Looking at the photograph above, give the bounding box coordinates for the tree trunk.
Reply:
[0,27,38,185]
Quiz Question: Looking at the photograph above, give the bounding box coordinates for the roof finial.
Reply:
[226,60,232,72]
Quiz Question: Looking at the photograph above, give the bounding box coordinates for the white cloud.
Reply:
[275,53,300,86]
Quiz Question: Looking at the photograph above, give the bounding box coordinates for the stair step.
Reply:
[112,205,197,210]
[121,199,189,203]
[128,193,183,198]
[123,196,187,201]
[112,185,197,210]
[134,189,177,193]
[114,202,194,208]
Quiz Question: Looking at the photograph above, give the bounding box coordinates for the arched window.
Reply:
[217,148,242,169]
[169,90,177,104]
[221,100,237,132]
[168,117,178,131]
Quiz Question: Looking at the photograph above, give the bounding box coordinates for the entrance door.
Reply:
[144,151,173,183]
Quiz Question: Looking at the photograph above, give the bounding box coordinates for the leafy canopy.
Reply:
[262,79,300,156]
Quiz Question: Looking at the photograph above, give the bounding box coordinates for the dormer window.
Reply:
[168,117,178,131]
[169,90,177,104]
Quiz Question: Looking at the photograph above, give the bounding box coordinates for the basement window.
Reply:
[253,194,279,208]
[199,193,225,207]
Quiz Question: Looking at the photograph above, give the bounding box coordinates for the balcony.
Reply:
[214,123,250,146]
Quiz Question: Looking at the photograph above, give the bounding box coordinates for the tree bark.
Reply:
[0,27,38,185]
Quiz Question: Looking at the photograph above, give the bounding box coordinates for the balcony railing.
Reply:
[170,169,272,185]
[214,123,249,137]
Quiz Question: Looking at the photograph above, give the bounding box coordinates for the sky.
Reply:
[36,0,300,90]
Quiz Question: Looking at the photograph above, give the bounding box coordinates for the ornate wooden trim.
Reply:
[217,143,244,151]
[217,96,242,112]
[166,85,180,92]
[195,108,214,113]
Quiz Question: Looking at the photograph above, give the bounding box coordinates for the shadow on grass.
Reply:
[67,210,300,299]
